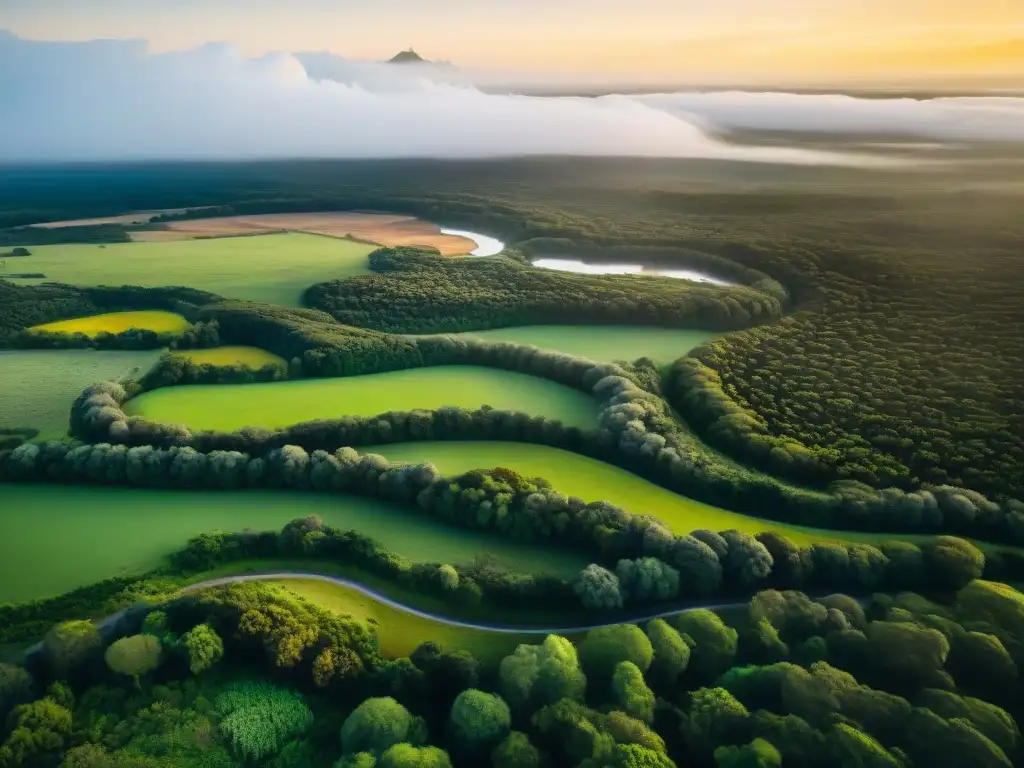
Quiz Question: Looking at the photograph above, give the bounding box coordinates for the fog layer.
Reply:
[0,32,1019,163]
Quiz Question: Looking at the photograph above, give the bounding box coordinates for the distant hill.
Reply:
[388,49,427,64]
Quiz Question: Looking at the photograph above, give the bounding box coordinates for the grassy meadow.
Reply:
[28,310,191,336]
[0,349,162,440]
[122,365,598,432]
[173,345,286,369]
[432,325,717,364]
[14,232,374,307]
[273,578,536,663]
[0,484,588,603]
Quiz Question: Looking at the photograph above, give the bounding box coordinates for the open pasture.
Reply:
[13,232,375,307]
[273,578,535,663]
[0,484,587,603]
[0,349,162,441]
[28,310,190,336]
[122,365,597,432]
[373,441,964,549]
[431,325,717,364]
[173,345,286,370]
[134,212,478,255]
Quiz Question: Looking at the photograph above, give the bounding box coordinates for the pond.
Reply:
[530,257,737,286]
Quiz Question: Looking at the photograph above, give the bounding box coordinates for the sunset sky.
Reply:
[1,0,1022,83]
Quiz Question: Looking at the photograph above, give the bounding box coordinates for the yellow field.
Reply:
[29,310,190,337]
[173,346,286,370]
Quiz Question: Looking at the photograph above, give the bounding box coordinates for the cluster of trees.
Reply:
[139,353,286,391]
[200,300,425,378]
[0,281,215,348]
[0,223,130,246]
[3,434,1009,614]
[12,327,182,351]
[304,247,783,334]
[66,308,1024,545]
[5,572,1024,767]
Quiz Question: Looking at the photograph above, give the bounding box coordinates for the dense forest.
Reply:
[2,534,1023,767]
[1,157,1022,766]
[305,248,783,334]
[2,158,1020,500]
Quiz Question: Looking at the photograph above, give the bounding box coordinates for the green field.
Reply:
[0,349,162,440]
[14,233,374,307]
[372,441,959,549]
[174,346,286,369]
[29,310,191,336]
[122,366,598,432]
[0,484,588,603]
[273,578,536,663]
[428,325,717,363]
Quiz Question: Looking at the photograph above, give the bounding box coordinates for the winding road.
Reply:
[179,570,749,635]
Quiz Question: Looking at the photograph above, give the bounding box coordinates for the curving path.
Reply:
[180,570,749,634]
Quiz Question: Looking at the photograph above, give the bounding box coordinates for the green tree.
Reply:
[448,689,511,758]
[605,743,676,768]
[181,624,224,675]
[917,689,1020,755]
[671,609,738,682]
[576,564,624,610]
[827,723,905,768]
[926,537,985,591]
[499,635,586,711]
[491,731,542,768]
[0,663,32,719]
[611,662,655,724]
[104,634,162,688]
[340,697,426,757]
[579,625,654,682]
[44,620,101,678]
[335,754,378,768]
[0,696,73,767]
[378,743,452,768]
[714,738,782,768]
[645,618,690,684]
[216,682,314,762]
[616,558,680,603]
[682,688,750,760]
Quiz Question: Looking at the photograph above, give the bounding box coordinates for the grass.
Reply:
[0,349,162,440]
[371,441,994,550]
[173,346,286,370]
[13,232,375,307]
[28,310,191,336]
[430,326,717,364]
[0,484,587,604]
[272,578,537,663]
[122,366,598,433]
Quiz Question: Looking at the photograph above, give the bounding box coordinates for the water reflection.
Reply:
[531,258,736,286]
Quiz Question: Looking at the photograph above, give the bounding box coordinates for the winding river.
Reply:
[439,227,505,257]
[531,258,738,286]
[440,230,736,286]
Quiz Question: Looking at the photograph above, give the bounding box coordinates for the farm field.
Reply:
[173,345,286,369]
[273,578,535,663]
[134,211,479,255]
[431,325,717,363]
[29,309,190,336]
[372,441,961,549]
[122,365,598,432]
[0,349,162,440]
[0,484,588,603]
[13,232,375,307]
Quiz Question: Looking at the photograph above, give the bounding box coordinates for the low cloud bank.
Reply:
[638,91,1024,142]
[0,33,1018,164]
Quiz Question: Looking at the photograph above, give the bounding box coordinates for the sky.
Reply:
[1,0,1022,83]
